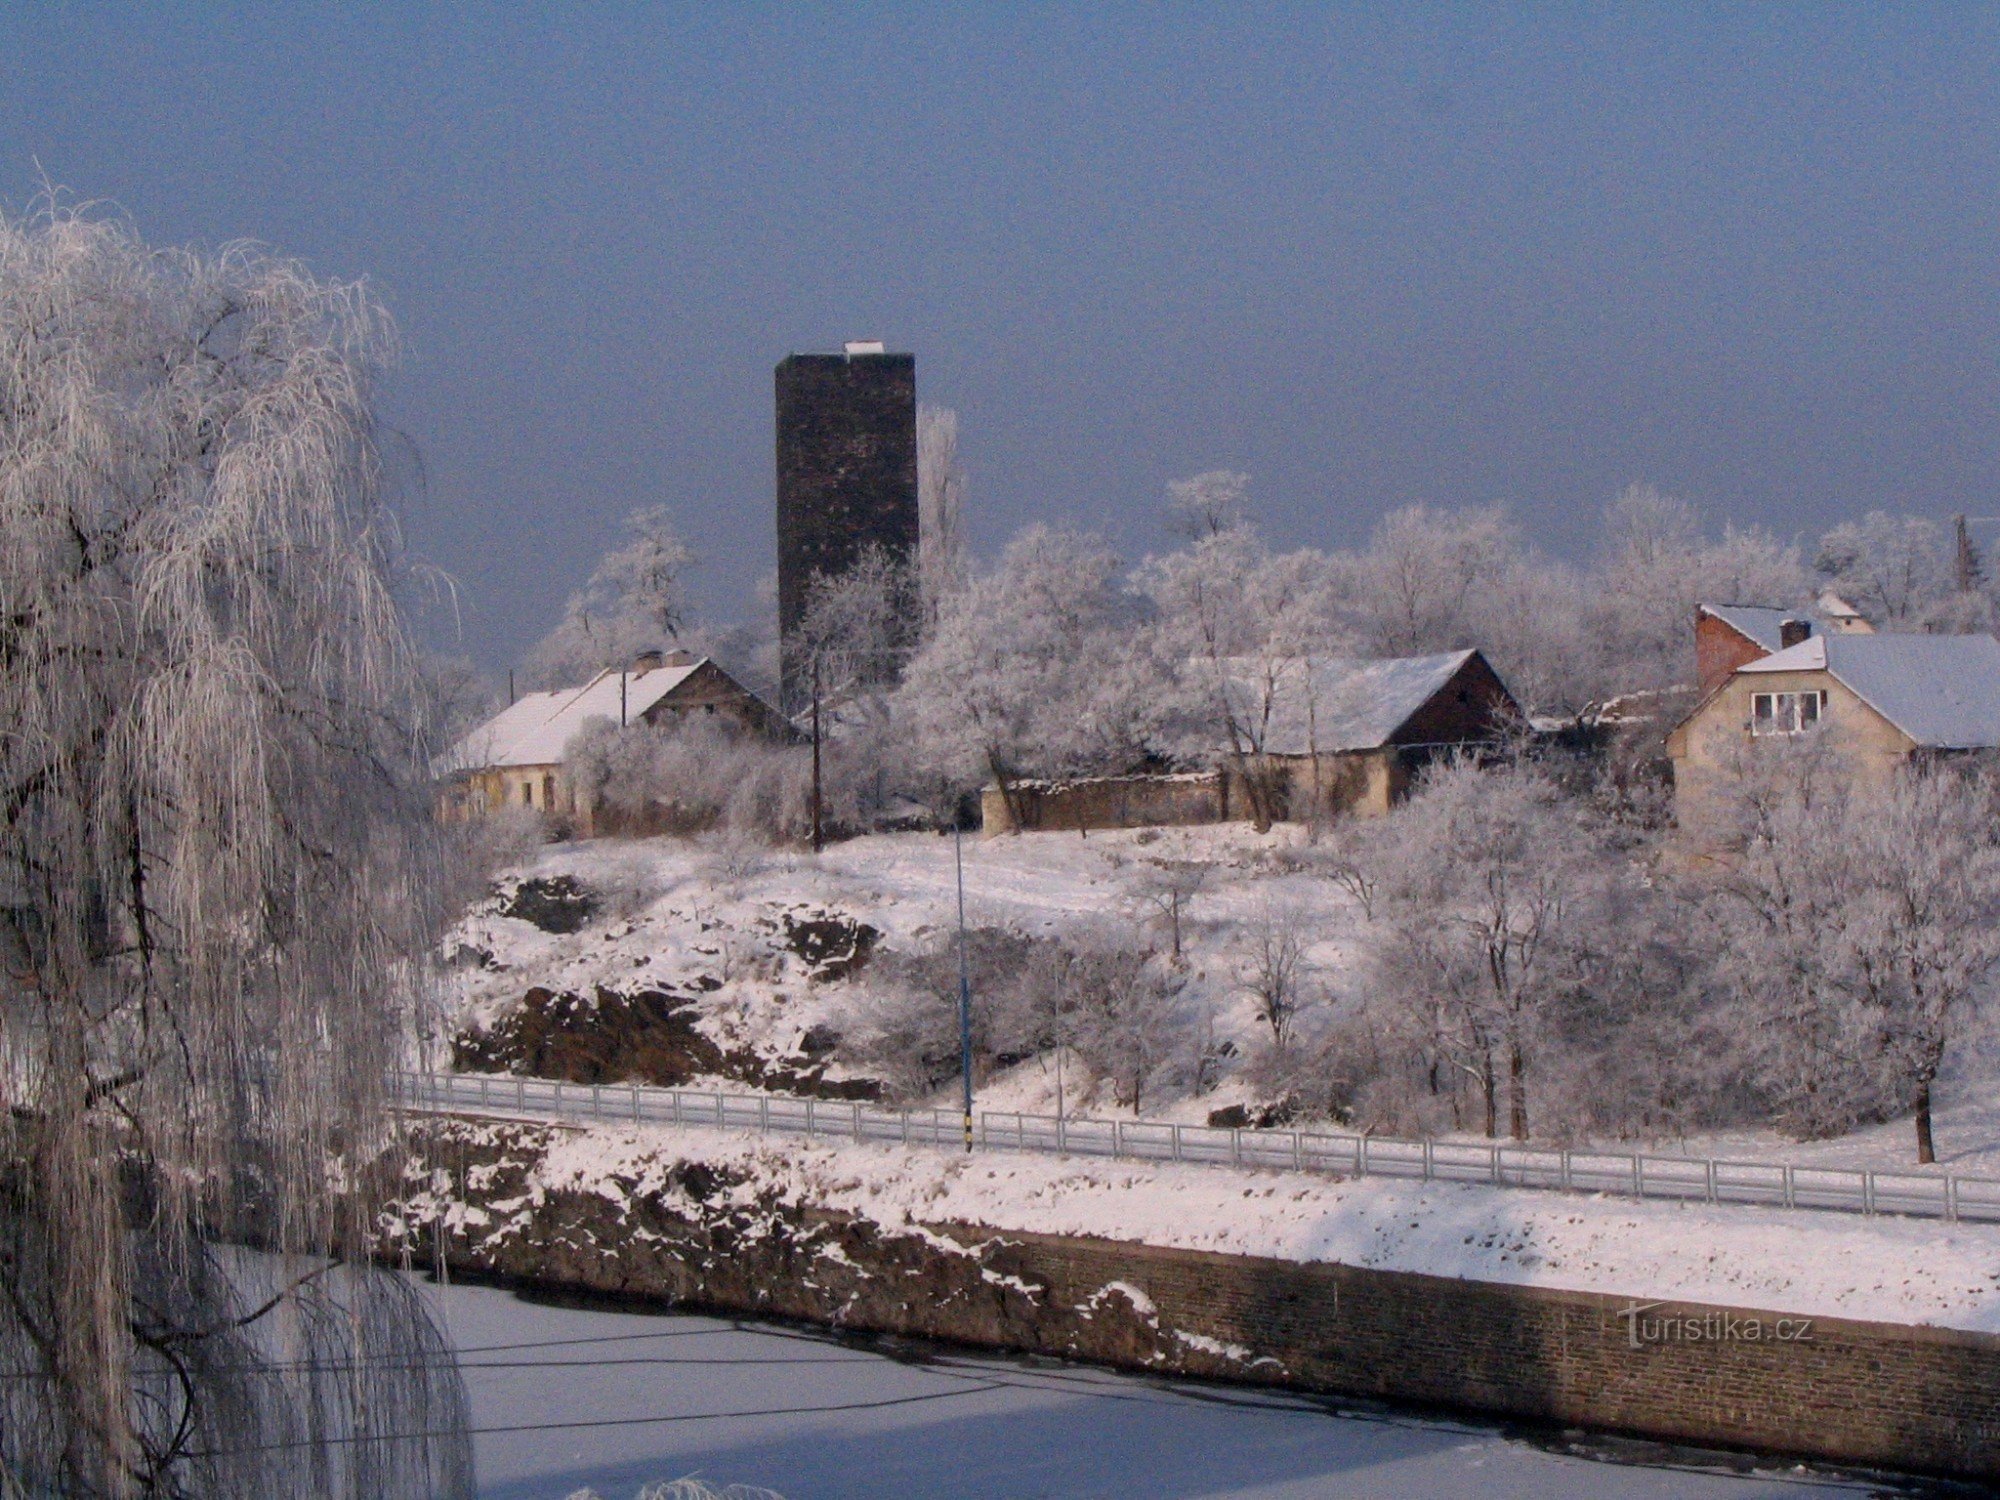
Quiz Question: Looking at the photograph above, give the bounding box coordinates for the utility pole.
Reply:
[954,821,974,1152]
[810,652,824,854]
[619,671,627,728]
[507,668,515,706]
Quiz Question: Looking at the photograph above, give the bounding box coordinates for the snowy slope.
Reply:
[443,825,2000,1174]
[441,826,1363,1108]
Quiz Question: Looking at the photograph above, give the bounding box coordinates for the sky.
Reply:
[4,6,1998,673]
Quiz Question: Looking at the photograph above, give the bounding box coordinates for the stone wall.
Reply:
[980,773,1228,835]
[397,1120,2000,1481]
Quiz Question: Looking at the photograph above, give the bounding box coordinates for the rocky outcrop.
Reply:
[450,986,878,1099]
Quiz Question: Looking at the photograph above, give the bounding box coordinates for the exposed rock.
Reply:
[497,875,600,934]
[780,912,880,982]
[451,985,878,1100]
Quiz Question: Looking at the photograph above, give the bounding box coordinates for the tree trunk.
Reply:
[1916,1076,1936,1166]
[1230,754,1274,833]
[1508,1042,1528,1142]
[1481,1051,1497,1139]
[987,751,1026,834]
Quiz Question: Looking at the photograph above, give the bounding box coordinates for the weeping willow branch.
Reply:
[0,199,471,1497]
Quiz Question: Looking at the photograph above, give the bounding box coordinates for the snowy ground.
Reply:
[445,826,2000,1177]
[424,1278,1887,1500]
[514,1121,2000,1334]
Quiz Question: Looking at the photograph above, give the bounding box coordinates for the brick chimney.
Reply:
[1779,618,1812,649]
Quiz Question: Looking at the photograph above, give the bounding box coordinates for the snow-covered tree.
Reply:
[1700,746,2000,1160]
[0,206,468,1494]
[526,505,697,687]
[1841,767,2000,1163]
[1816,511,1950,628]
[1065,946,1190,1114]
[1136,517,1339,830]
[1357,757,1622,1140]
[1237,900,1313,1049]
[916,403,968,620]
[1589,483,1810,698]
[1696,739,1899,1141]
[894,525,1163,817]
[1164,468,1250,540]
[1338,503,1517,657]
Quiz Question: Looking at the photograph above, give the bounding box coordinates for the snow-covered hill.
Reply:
[440,825,2000,1177]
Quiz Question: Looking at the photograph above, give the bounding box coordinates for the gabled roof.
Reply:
[1740,633,2000,748]
[1215,649,1499,755]
[439,660,709,773]
[1698,603,1811,654]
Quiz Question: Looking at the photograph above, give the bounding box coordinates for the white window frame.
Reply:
[1750,689,1826,736]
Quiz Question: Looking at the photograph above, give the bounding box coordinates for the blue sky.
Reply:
[6,6,1997,669]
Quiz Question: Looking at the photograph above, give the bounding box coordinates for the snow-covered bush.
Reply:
[840,927,1200,1112]
[566,717,811,844]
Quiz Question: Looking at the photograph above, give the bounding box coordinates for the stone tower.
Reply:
[774,344,918,704]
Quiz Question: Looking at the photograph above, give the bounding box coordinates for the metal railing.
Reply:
[394,1071,2000,1224]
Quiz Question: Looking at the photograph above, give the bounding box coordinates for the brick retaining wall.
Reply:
[401,1120,2000,1481]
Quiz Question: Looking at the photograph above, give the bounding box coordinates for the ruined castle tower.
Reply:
[774,343,918,704]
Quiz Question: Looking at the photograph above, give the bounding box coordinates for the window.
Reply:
[521,781,533,806]
[1751,690,1825,736]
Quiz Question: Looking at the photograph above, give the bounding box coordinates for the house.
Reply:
[1224,648,1520,821]
[437,650,789,830]
[1694,604,1817,695]
[1694,599,1878,696]
[982,649,1519,834]
[1666,632,2000,833]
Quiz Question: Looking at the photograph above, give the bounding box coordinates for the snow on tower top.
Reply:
[843,339,887,357]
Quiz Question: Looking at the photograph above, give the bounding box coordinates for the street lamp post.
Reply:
[954,820,973,1152]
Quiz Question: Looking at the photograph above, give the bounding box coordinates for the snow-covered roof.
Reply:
[1699,604,1812,654]
[1739,633,2000,748]
[1216,649,1494,755]
[439,661,708,774]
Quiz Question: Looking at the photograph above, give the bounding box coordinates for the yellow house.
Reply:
[436,651,788,831]
[1666,632,2000,836]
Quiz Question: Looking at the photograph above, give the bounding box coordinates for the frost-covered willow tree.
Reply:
[0,208,470,1495]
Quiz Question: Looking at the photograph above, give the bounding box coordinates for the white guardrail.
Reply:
[396,1071,2000,1224]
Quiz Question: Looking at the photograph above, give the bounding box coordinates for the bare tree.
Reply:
[0,206,469,1493]
[1067,946,1190,1115]
[1120,857,1210,961]
[1239,901,1311,1048]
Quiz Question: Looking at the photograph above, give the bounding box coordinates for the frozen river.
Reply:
[417,1278,1909,1499]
